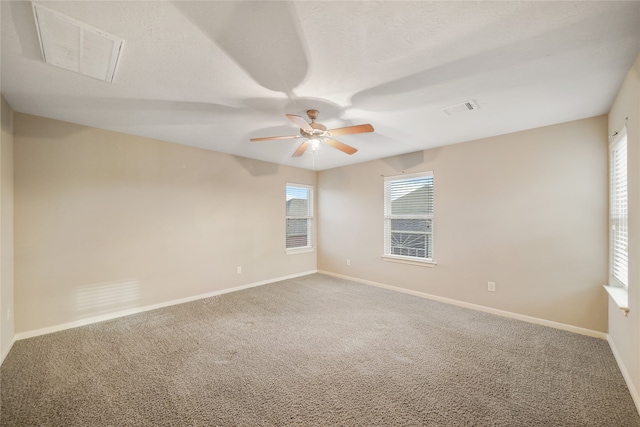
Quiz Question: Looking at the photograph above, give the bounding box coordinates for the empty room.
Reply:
[1,1,640,425]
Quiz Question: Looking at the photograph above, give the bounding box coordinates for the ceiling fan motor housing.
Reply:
[302,121,328,139]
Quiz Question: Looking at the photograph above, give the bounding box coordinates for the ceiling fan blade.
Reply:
[292,141,310,157]
[328,123,374,136]
[325,138,358,155]
[250,135,302,142]
[286,114,313,131]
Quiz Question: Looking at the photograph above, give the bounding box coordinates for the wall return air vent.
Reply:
[32,3,124,83]
[441,100,480,117]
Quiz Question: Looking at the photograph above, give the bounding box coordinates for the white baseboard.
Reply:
[1,335,16,365]
[14,270,317,341]
[318,270,607,339]
[607,335,640,415]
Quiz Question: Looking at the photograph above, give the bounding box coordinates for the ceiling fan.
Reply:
[250,109,374,157]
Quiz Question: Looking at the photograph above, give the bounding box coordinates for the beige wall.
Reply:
[14,113,316,333]
[608,53,640,404]
[1,95,15,362]
[318,116,608,332]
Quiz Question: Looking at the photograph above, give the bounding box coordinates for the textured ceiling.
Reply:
[2,1,639,170]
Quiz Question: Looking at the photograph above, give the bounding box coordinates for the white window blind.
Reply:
[610,128,628,288]
[286,184,313,250]
[384,172,434,261]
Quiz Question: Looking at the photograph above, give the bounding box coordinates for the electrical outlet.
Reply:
[347,259,351,266]
[237,266,242,274]
[488,281,496,292]
[7,307,11,321]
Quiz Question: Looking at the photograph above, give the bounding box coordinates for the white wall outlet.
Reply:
[7,307,11,321]
[237,266,242,274]
[488,281,496,292]
[347,259,351,266]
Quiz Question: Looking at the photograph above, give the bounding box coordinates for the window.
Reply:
[286,184,313,252]
[383,172,434,264]
[610,128,628,288]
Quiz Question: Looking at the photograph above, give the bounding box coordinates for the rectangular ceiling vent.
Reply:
[441,100,480,117]
[32,3,124,83]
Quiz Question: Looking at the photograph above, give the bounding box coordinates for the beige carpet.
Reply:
[2,274,639,426]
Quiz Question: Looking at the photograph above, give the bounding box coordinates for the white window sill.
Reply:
[382,255,437,267]
[603,285,629,316]
[286,247,315,255]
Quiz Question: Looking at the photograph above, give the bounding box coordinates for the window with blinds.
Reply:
[610,129,628,288]
[384,172,434,261]
[286,184,313,250]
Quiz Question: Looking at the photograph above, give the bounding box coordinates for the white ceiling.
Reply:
[2,1,639,171]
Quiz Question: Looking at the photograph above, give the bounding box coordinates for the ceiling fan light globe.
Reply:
[309,139,321,151]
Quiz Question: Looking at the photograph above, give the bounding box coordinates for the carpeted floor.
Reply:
[1,274,639,426]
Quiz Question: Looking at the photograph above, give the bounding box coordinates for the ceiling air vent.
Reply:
[441,100,480,117]
[32,3,124,83]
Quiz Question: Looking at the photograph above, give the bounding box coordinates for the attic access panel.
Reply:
[32,3,124,83]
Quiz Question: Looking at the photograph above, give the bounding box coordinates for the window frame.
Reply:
[382,171,437,267]
[609,128,628,289]
[285,183,314,254]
